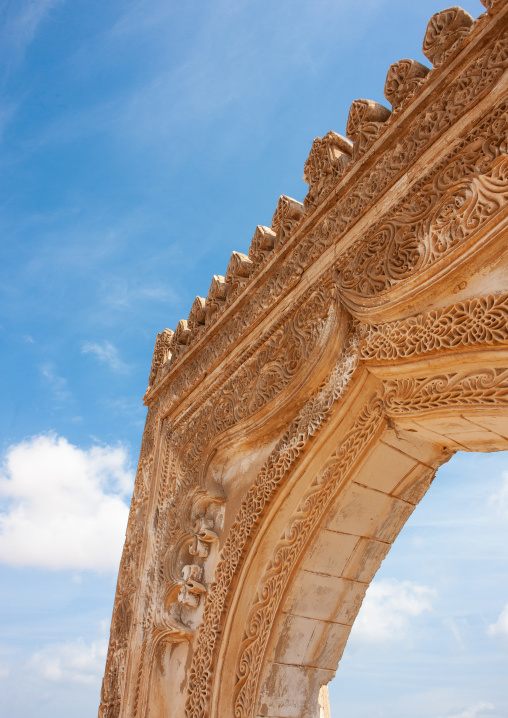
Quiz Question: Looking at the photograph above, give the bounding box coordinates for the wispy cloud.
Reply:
[440,702,495,718]
[0,0,63,71]
[40,362,70,405]
[0,433,133,572]
[81,340,131,373]
[349,578,436,644]
[488,604,508,641]
[0,0,64,141]
[97,278,180,312]
[27,635,107,685]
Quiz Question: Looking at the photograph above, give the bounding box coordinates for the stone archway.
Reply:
[100,3,508,718]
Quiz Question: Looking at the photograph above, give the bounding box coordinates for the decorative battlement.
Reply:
[145,2,505,416]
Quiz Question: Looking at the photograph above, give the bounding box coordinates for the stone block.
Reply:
[283,571,367,626]
[257,662,335,717]
[301,529,359,577]
[342,537,391,583]
[392,464,436,505]
[324,482,414,543]
[354,441,417,494]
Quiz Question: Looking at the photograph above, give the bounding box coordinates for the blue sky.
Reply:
[0,0,506,716]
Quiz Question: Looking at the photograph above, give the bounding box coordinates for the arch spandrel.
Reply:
[100,3,508,718]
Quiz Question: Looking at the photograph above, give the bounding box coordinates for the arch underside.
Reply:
[227,382,508,718]
[99,3,508,718]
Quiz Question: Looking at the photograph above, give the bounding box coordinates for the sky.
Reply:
[0,0,506,716]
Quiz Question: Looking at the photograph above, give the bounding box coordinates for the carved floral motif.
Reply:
[360,293,508,360]
[186,335,360,718]
[303,131,352,210]
[422,7,474,67]
[384,367,508,414]
[337,102,508,298]
[384,59,430,112]
[147,22,508,407]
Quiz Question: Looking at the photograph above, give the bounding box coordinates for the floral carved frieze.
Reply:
[146,12,508,411]
[337,104,508,301]
[384,367,508,415]
[359,293,508,361]
[185,335,360,718]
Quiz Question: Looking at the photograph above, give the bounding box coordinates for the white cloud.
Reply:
[350,578,436,643]
[488,604,508,641]
[81,340,130,373]
[27,635,107,685]
[0,434,133,572]
[441,702,494,718]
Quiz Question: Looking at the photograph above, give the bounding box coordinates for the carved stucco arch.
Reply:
[100,3,508,718]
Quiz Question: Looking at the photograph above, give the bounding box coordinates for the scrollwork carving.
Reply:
[337,100,508,298]
[233,394,384,718]
[360,293,508,361]
[384,368,508,414]
[186,334,361,718]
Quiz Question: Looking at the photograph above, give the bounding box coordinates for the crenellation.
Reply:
[270,195,305,247]
[303,131,352,210]
[170,320,192,362]
[187,296,206,335]
[205,274,228,323]
[225,251,254,300]
[384,59,430,111]
[248,224,277,266]
[345,98,391,159]
[422,6,474,67]
[148,328,173,389]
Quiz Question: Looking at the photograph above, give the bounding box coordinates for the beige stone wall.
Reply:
[100,2,508,717]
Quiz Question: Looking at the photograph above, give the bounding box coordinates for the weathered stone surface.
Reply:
[100,5,508,718]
